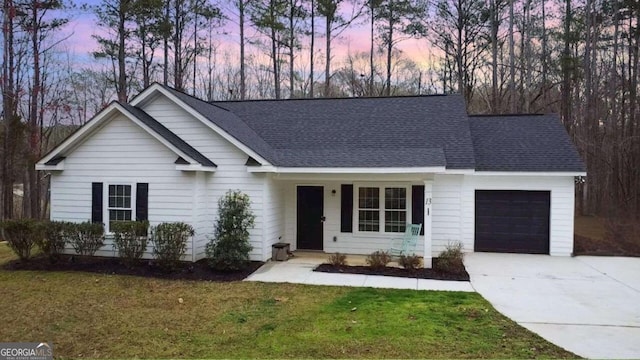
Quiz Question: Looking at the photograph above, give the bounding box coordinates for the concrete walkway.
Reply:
[245,256,474,292]
[465,253,640,359]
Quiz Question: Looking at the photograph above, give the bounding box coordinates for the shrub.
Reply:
[434,242,465,275]
[112,221,149,263]
[69,221,105,256]
[206,190,255,271]
[38,221,73,261]
[366,250,391,270]
[0,219,43,261]
[327,252,347,267]
[151,222,194,268]
[399,254,422,271]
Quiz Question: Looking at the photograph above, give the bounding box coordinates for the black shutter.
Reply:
[91,182,103,224]
[340,184,353,233]
[136,183,149,221]
[412,185,425,235]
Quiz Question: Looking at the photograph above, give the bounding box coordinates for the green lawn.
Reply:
[0,246,575,358]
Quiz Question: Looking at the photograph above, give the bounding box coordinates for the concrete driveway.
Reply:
[465,253,640,359]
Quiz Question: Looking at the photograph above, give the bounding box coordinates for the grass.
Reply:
[0,245,575,359]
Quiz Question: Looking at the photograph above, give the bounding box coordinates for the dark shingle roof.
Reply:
[160,85,276,163]
[215,96,475,168]
[119,102,216,168]
[469,114,585,172]
[146,86,584,172]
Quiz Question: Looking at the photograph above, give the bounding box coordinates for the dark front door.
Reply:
[475,190,551,254]
[297,186,324,250]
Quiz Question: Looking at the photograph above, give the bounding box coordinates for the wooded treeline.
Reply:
[1,0,639,221]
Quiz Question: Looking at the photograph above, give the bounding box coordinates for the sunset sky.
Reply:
[60,1,438,71]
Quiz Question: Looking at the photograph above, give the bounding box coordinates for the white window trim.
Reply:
[352,183,411,236]
[103,183,136,234]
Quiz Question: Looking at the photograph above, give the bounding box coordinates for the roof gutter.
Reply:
[247,166,447,174]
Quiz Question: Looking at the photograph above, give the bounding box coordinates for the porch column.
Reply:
[423,180,433,268]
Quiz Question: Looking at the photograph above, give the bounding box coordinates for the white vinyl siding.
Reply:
[49,114,197,260]
[141,94,269,261]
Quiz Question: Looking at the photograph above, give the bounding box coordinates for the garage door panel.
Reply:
[475,190,550,254]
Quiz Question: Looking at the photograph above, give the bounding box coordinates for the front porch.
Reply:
[271,172,435,268]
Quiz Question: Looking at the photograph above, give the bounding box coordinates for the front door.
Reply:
[297,186,324,250]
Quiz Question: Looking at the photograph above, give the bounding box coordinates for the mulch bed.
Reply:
[314,263,469,281]
[3,255,264,282]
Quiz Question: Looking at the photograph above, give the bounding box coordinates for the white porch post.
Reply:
[423,180,433,268]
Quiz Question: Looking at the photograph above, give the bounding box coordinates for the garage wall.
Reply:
[460,175,576,256]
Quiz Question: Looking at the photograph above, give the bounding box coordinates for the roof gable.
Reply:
[130,83,275,165]
[37,102,215,170]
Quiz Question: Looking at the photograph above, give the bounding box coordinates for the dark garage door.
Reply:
[475,190,550,254]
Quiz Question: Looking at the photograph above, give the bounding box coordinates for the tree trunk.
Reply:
[561,0,571,131]
[385,0,393,96]
[289,0,295,97]
[508,0,515,112]
[1,0,16,219]
[117,1,127,102]
[163,0,170,85]
[490,0,498,112]
[239,0,246,99]
[324,12,332,96]
[369,3,375,95]
[270,0,281,99]
[27,0,41,218]
[541,0,548,111]
[309,0,314,97]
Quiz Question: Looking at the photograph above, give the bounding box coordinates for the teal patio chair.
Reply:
[389,224,422,257]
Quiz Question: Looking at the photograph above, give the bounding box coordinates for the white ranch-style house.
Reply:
[36,84,585,267]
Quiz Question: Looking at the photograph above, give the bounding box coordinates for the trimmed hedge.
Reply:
[69,221,105,256]
[0,219,43,261]
[39,221,74,261]
[151,222,194,269]
[112,221,149,263]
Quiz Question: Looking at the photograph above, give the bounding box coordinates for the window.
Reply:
[356,185,408,233]
[358,187,380,232]
[385,187,407,232]
[108,184,132,230]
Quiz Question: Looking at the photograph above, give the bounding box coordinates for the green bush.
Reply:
[69,221,105,256]
[112,221,149,263]
[327,252,347,267]
[0,219,43,261]
[151,222,193,268]
[399,254,422,270]
[434,242,465,275]
[38,221,73,261]
[206,190,255,271]
[366,250,391,270]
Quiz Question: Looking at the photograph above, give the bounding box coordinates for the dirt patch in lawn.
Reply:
[2,254,264,281]
[314,263,469,281]
[574,216,640,257]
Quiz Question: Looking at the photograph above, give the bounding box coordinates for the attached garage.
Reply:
[474,190,551,254]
